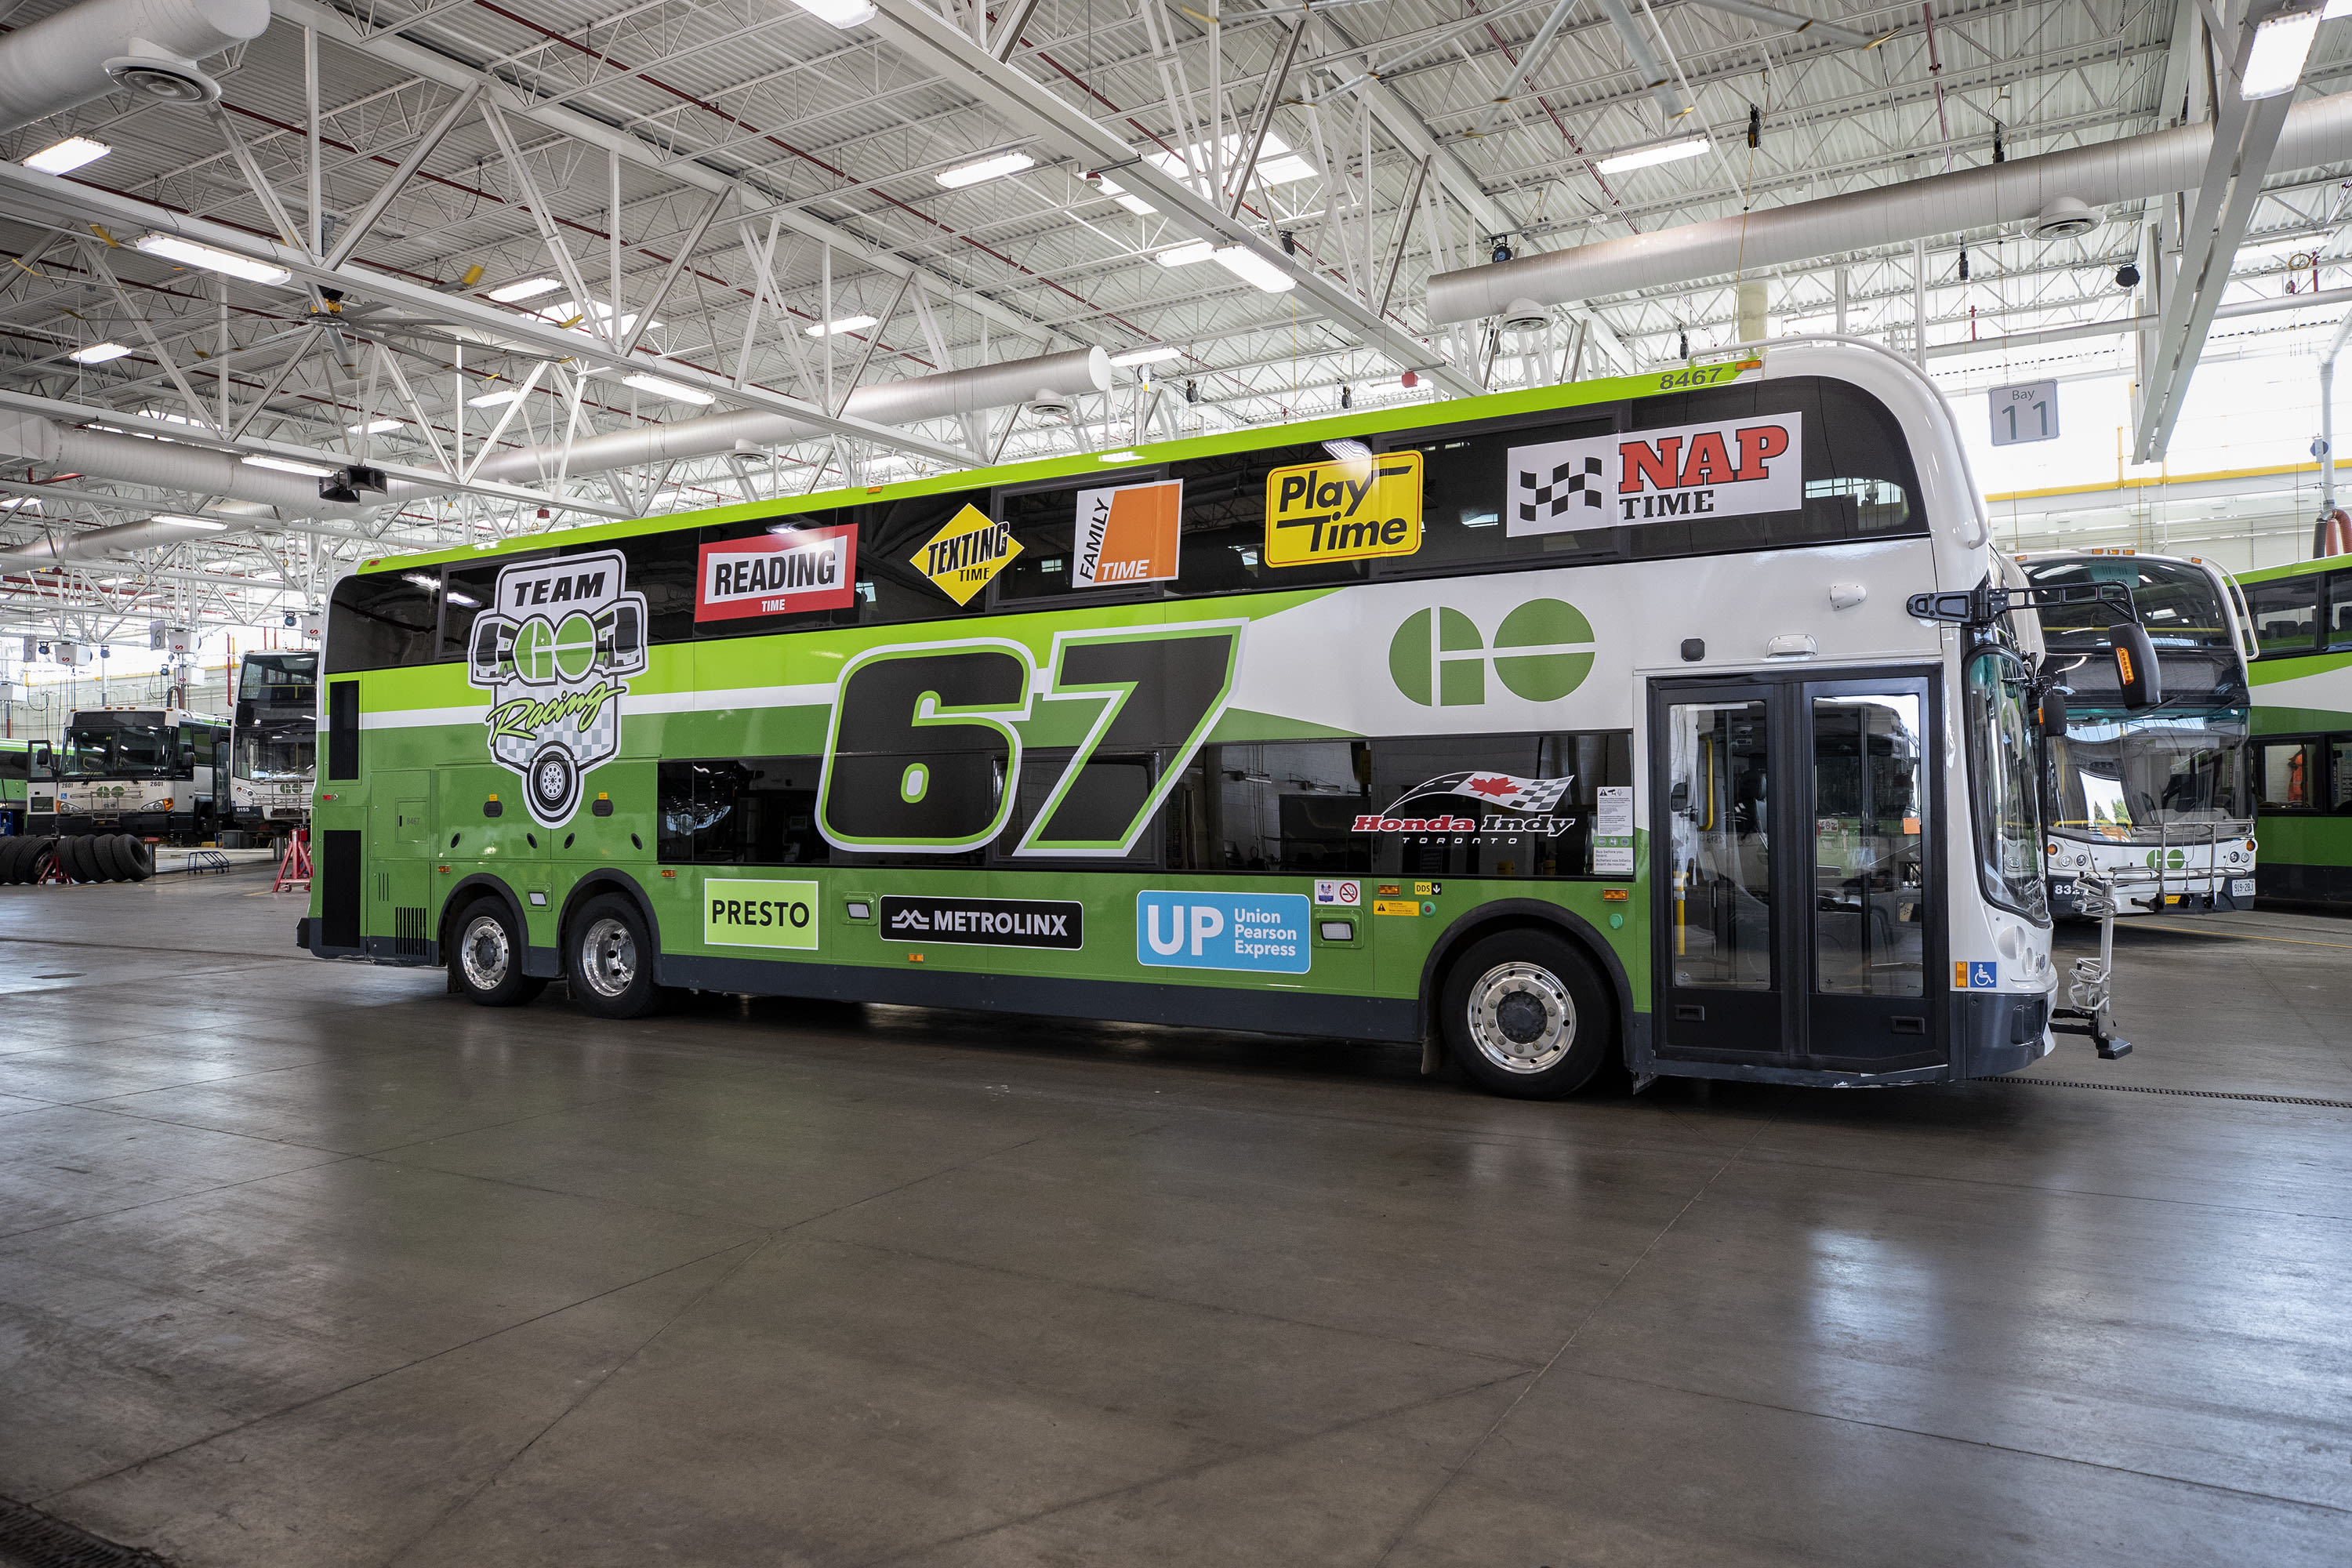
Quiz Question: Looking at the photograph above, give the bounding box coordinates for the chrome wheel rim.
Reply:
[579,916,637,999]
[1465,960,1575,1074]
[459,914,510,992]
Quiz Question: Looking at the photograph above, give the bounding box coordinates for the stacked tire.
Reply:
[0,833,154,884]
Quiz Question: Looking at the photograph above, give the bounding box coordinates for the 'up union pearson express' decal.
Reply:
[465,548,648,827]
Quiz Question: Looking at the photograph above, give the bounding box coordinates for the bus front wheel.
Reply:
[567,893,666,1019]
[452,897,545,1007]
[1439,930,1615,1099]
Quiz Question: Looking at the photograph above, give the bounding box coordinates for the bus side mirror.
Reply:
[2038,689,2068,738]
[29,744,49,778]
[2110,622,2162,710]
[1668,782,1690,815]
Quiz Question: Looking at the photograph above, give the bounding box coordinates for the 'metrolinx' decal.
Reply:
[698,523,857,622]
[464,549,646,827]
[1355,771,1579,837]
[1507,413,1800,535]
[880,895,1083,950]
[1072,480,1181,588]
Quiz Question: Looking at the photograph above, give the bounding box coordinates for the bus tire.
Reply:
[450,896,544,1007]
[566,893,664,1019]
[527,744,579,824]
[21,837,56,883]
[92,834,131,882]
[65,835,102,884]
[0,837,27,883]
[118,837,154,880]
[1439,929,1615,1099]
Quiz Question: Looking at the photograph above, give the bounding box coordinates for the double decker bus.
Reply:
[0,737,28,835]
[2016,551,2258,916]
[52,707,229,841]
[230,650,318,836]
[2237,551,2352,905]
[300,339,2088,1096]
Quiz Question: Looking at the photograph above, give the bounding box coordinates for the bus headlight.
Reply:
[158,798,173,811]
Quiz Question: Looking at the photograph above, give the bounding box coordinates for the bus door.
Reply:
[1650,670,1942,1075]
[367,772,437,960]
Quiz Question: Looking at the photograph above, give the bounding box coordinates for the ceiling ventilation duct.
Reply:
[0,0,268,134]
[2031,197,2102,240]
[1426,90,2352,324]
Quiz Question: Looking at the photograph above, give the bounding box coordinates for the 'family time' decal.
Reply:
[464,549,647,826]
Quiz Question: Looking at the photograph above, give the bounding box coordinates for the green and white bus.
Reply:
[2016,550,2257,916]
[0,737,29,835]
[299,338,2074,1095]
[2238,550,2352,906]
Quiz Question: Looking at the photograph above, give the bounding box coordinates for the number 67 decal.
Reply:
[816,622,1243,856]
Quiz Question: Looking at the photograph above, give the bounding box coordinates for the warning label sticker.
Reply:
[916,503,1022,605]
[1263,450,1422,567]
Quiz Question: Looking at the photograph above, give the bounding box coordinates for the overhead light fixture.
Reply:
[2242,5,2323,100]
[1092,175,1155,215]
[1210,245,1295,293]
[786,0,875,26]
[347,418,402,434]
[152,514,229,531]
[1156,240,1217,267]
[936,152,1035,189]
[1594,134,1713,174]
[805,314,878,337]
[67,342,133,365]
[622,372,716,405]
[1110,345,1184,367]
[241,455,337,477]
[1144,132,1315,189]
[132,232,293,287]
[487,276,561,302]
[24,136,111,176]
[1098,451,1144,463]
[467,387,523,407]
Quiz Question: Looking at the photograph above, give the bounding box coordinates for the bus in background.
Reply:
[300,339,2146,1097]
[2015,550,2256,917]
[2235,552,2352,906]
[0,738,27,834]
[53,707,230,842]
[230,650,318,838]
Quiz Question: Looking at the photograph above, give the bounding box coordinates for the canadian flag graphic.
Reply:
[1439,771,1574,812]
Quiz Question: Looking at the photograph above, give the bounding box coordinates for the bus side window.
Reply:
[2332,736,2352,813]
[1364,731,1634,879]
[327,682,359,781]
[1167,441,1367,598]
[2254,739,2319,811]
[325,571,441,671]
[837,492,996,627]
[2244,578,2321,657]
[440,564,499,662]
[1208,742,1371,873]
[1400,417,1617,577]
[611,528,697,645]
[2327,572,2352,650]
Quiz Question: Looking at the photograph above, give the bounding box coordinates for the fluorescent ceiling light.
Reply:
[241,455,337,476]
[1210,245,1295,294]
[1098,451,1143,463]
[347,418,402,434]
[152,514,228,531]
[805,314,878,336]
[1144,132,1315,189]
[1109,345,1183,367]
[24,136,110,176]
[2242,9,2321,100]
[1156,240,1217,267]
[67,341,133,365]
[467,387,523,407]
[622,372,715,405]
[786,0,875,26]
[937,152,1035,189]
[487,276,561,302]
[1595,135,1713,174]
[132,232,293,287]
[1094,176,1155,215]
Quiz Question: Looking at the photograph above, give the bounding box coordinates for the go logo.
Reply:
[1388,597,1594,706]
[2147,848,2188,869]
[510,613,602,686]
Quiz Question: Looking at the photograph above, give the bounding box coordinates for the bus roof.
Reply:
[2235,553,2352,586]
[356,357,1763,577]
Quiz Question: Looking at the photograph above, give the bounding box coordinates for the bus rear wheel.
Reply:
[1439,930,1615,1099]
[567,894,665,1019]
[451,896,545,1007]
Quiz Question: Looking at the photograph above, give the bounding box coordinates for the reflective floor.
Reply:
[2,874,2348,1566]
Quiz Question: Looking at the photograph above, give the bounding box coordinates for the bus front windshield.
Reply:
[1965,648,2049,923]
[236,728,315,782]
[238,653,318,710]
[60,722,176,779]
[2047,712,2250,840]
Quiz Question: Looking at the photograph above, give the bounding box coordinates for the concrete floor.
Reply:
[1,873,2348,1567]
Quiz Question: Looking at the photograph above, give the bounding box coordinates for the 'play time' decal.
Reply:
[1508,413,1800,534]
[1264,449,1422,566]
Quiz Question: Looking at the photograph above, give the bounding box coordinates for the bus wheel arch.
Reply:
[554,872,671,1009]
[438,876,544,993]
[446,889,546,1007]
[1418,902,1635,1094]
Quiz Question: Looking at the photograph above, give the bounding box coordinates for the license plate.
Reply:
[2231,878,2256,898]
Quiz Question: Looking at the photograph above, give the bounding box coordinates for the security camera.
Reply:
[283,612,298,629]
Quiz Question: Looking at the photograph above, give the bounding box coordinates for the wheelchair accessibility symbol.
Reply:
[1953,960,1998,989]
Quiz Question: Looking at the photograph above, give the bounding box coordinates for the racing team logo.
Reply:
[1353,771,1580,837]
[464,549,646,826]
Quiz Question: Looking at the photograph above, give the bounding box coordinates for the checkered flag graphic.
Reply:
[1518,456,1606,524]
